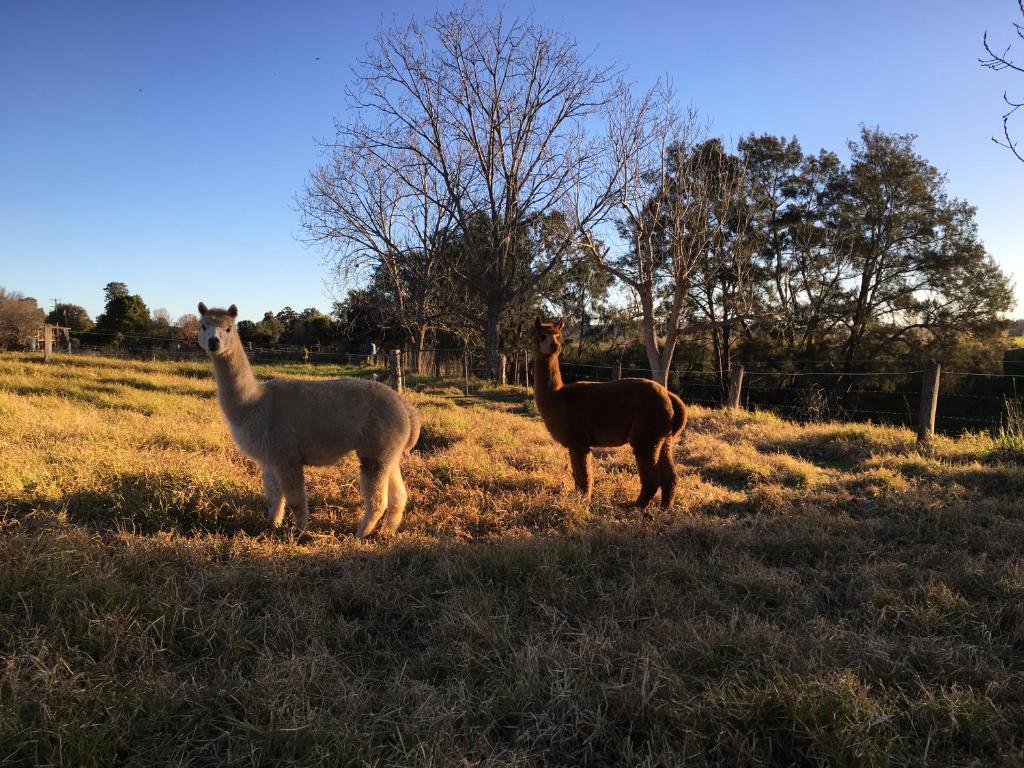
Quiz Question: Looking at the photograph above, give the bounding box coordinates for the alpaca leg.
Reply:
[382,462,408,533]
[355,458,389,540]
[631,441,662,508]
[278,464,309,534]
[657,440,678,509]
[262,465,286,527]
[568,448,593,499]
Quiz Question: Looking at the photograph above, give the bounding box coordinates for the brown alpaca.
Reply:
[532,317,687,508]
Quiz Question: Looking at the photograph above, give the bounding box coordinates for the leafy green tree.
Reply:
[235,319,258,343]
[290,308,336,346]
[254,312,285,344]
[46,303,93,333]
[92,285,152,344]
[700,128,1016,375]
[103,282,130,304]
[274,307,299,341]
[837,127,1013,369]
[540,248,613,356]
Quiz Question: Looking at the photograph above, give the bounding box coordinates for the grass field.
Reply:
[1,352,1022,767]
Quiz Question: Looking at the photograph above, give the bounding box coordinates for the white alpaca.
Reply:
[197,302,420,538]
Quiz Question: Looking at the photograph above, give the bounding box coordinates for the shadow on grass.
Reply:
[95,375,216,399]
[1,382,157,415]
[4,499,1022,768]
[13,471,269,537]
[414,423,458,454]
[751,428,915,472]
[449,388,536,417]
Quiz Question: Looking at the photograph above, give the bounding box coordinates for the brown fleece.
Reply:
[532,318,687,508]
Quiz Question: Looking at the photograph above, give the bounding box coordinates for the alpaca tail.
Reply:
[404,402,421,454]
[669,391,688,437]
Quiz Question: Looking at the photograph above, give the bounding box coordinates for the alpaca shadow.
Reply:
[18,472,269,537]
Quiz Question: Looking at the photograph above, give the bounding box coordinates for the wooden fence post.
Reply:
[463,349,470,395]
[388,349,403,393]
[498,353,507,386]
[917,360,941,443]
[525,351,531,393]
[727,364,745,409]
[43,324,53,362]
[613,360,622,380]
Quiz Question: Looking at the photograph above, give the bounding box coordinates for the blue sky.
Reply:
[1,1,1021,322]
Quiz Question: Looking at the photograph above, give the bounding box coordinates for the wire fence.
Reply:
[15,329,1024,437]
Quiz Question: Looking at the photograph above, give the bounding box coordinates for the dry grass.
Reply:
[1,352,1023,767]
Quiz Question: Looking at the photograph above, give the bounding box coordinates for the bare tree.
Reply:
[175,313,200,341]
[302,140,457,372]
[981,0,1024,162]
[587,83,749,386]
[0,288,45,350]
[324,6,624,377]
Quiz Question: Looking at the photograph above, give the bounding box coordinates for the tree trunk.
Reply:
[656,334,676,389]
[409,325,430,375]
[639,294,665,385]
[482,304,504,381]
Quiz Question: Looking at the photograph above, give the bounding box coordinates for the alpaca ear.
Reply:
[228,304,238,318]
[198,302,208,315]
[554,317,564,331]
[534,316,543,329]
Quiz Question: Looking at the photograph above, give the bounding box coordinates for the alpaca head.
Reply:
[533,316,564,357]
[197,302,239,357]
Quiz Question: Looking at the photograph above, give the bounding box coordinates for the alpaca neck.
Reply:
[534,351,563,411]
[211,344,262,420]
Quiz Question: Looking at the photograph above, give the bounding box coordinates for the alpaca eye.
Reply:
[200,325,206,331]
[225,327,231,333]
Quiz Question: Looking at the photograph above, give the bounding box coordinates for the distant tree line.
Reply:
[299,6,1015,387]
[1,282,369,353]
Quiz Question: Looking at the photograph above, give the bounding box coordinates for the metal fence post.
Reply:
[389,349,403,393]
[917,360,941,443]
[727,364,745,409]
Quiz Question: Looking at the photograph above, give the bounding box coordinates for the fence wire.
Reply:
[14,336,1024,436]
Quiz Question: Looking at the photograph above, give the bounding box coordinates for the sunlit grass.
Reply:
[1,351,1022,766]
